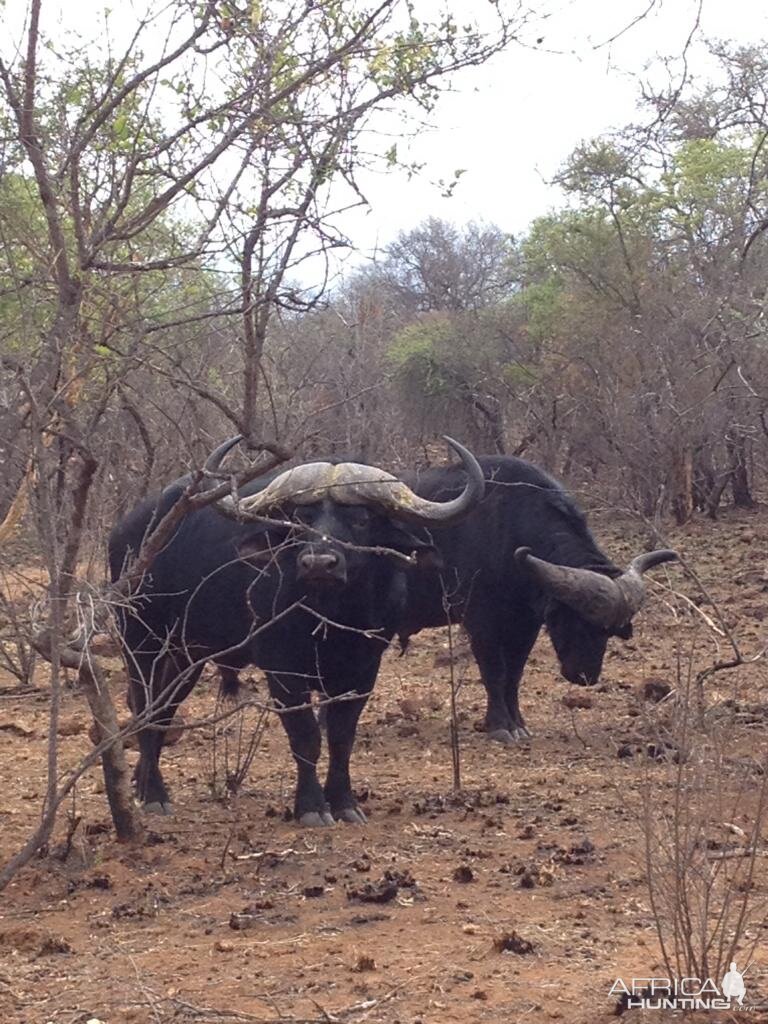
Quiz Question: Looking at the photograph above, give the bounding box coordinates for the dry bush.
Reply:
[0,568,39,687]
[209,680,271,802]
[639,615,768,991]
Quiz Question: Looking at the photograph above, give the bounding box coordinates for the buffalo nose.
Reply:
[298,551,340,574]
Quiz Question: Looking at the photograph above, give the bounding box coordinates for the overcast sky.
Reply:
[343,0,768,261]
[5,0,768,277]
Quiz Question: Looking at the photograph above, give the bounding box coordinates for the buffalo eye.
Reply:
[412,546,443,571]
[236,532,281,564]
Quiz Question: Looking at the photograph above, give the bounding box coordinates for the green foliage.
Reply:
[557,139,640,208]
[514,275,566,345]
[388,316,456,396]
[549,135,767,258]
[500,361,536,388]
[653,138,763,248]
[0,174,53,353]
[388,301,526,401]
[672,138,750,198]
[519,132,768,339]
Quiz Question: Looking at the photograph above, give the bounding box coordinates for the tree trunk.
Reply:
[79,657,144,843]
[692,447,716,511]
[727,435,756,509]
[670,445,694,525]
[33,630,144,844]
[705,470,733,520]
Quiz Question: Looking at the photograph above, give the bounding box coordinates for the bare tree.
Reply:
[0,0,525,883]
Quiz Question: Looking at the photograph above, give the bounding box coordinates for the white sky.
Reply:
[4,0,768,277]
[344,0,768,259]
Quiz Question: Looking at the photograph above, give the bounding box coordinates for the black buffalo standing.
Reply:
[397,455,676,743]
[108,438,484,824]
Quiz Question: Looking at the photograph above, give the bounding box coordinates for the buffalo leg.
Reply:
[468,613,539,744]
[216,664,241,700]
[500,623,539,740]
[267,673,332,827]
[505,684,530,738]
[126,650,167,809]
[130,653,202,814]
[466,628,515,743]
[324,693,370,824]
[319,642,380,824]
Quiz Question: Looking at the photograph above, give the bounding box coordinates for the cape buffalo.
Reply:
[397,455,676,743]
[108,437,484,824]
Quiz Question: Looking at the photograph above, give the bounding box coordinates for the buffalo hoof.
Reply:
[299,810,335,828]
[143,800,174,816]
[487,728,517,746]
[511,724,532,741]
[336,805,367,825]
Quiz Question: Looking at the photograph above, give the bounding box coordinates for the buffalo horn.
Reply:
[205,435,485,526]
[203,435,244,474]
[514,546,677,629]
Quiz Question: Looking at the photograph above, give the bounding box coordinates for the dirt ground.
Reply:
[1,510,768,1024]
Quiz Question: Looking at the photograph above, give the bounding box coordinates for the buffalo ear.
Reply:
[380,521,444,570]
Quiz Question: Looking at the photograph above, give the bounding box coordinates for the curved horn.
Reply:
[218,461,395,519]
[363,436,485,525]
[202,435,293,519]
[237,462,353,513]
[222,436,485,526]
[203,435,243,476]
[515,546,677,629]
[629,549,678,575]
